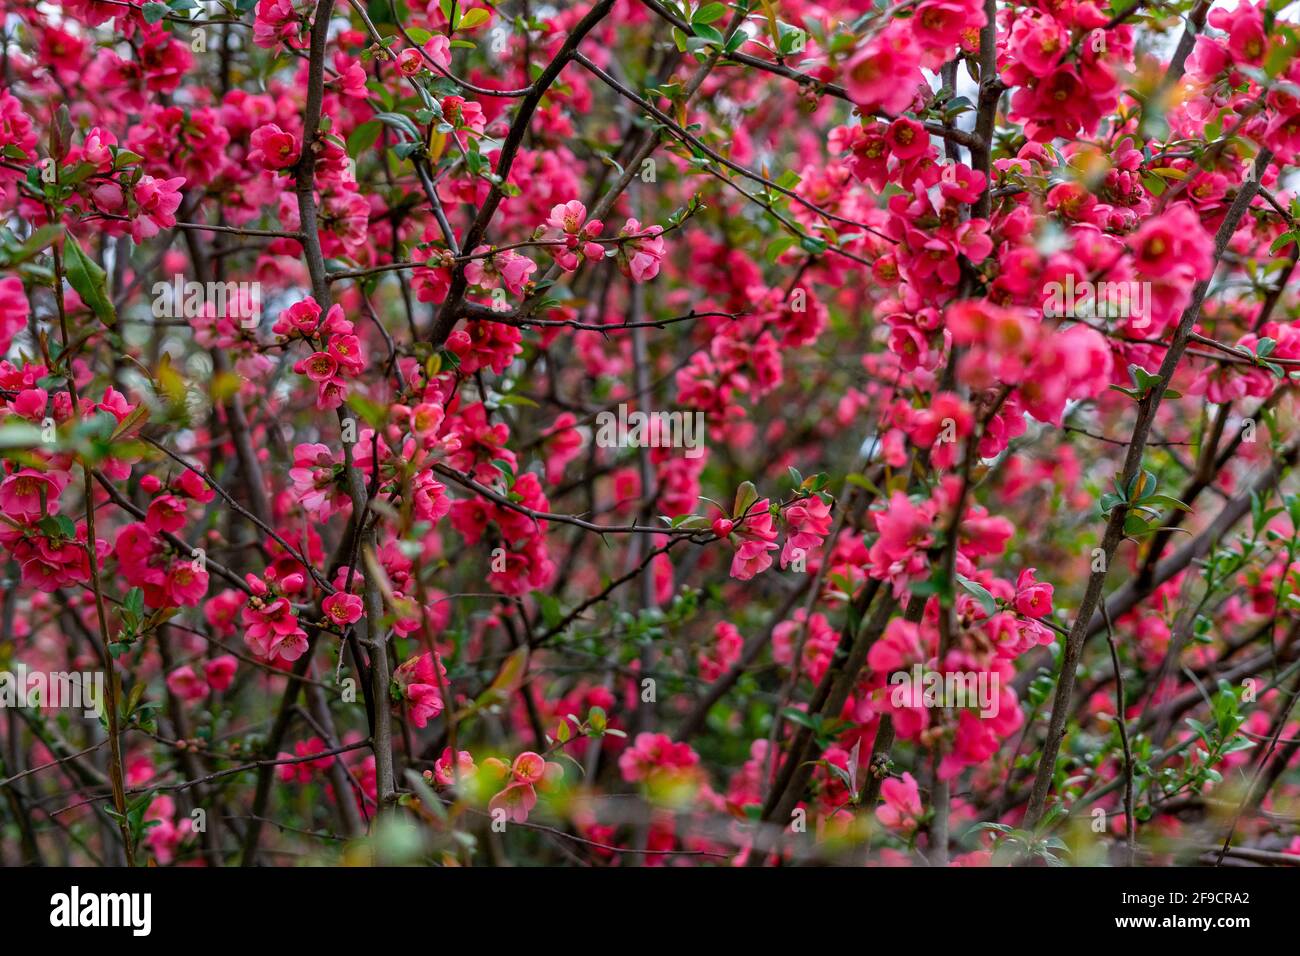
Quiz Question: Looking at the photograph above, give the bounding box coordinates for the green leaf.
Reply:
[0,422,42,449]
[692,22,725,44]
[125,587,146,619]
[780,707,817,730]
[456,7,490,29]
[374,112,421,142]
[346,119,382,157]
[1137,493,1193,512]
[1140,171,1167,196]
[6,223,63,265]
[799,235,828,255]
[62,234,116,326]
[404,768,450,821]
[495,393,538,408]
[733,480,758,519]
[955,573,997,617]
[1123,512,1150,536]
[692,2,726,24]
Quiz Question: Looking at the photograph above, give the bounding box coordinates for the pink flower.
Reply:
[432,747,476,786]
[1212,2,1268,65]
[908,392,973,457]
[0,468,67,520]
[728,497,780,581]
[165,562,209,607]
[876,772,923,834]
[464,245,537,295]
[397,48,425,76]
[619,732,700,787]
[294,350,338,382]
[174,469,215,504]
[938,163,987,206]
[540,413,583,484]
[289,442,345,518]
[166,665,208,702]
[241,581,309,664]
[277,737,336,784]
[0,275,30,354]
[411,470,451,522]
[780,495,832,569]
[546,199,590,235]
[912,0,985,53]
[774,611,839,685]
[422,35,452,70]
[253,0,306,50]
[81,126,117,172]
[543,200,604,271]
[10,387,47,422]
[509,751,547,784]
[249,123,300,171]
[699,621,743,681]
[145,494,187,534]
[441,95,485,135]
[394,652,447,728]
[314,377,348,411]
[1007,11,1067,77]
[323,591,364,627]
[489,780,539,823]
[273,297,323,336]
[617,218,666,282]
[1129,203,1215,285]
[408,402,445,440]
[143,794,193,864]
[203,655,238,692]
[487,752,563,823]
[885,117,928,160]
[130,175,185,241]
[868,618,927,674]
[1014,567,1054,619]
[327,332,365,375]
[841,23,922,115]
[0,91,37,163]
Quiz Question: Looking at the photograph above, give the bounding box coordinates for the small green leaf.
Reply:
[1137,493,1193,512]
[955,573,997,617]
[692,2,726,24]
[62,234,116,326]
[733,480,758,519]
[457,7,490,29]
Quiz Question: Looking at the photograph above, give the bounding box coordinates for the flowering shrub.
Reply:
[3,0,1300,871]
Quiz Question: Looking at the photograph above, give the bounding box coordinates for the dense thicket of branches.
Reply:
[2,0,1300,867]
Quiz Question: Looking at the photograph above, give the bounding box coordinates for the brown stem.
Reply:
[1023,148,1274,828]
